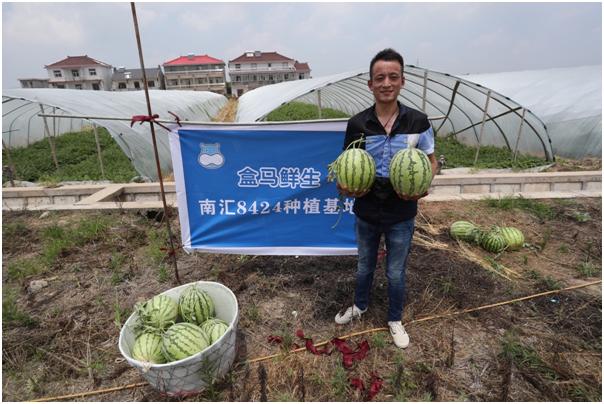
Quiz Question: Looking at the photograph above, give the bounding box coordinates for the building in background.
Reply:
[45,55,113,90]
[18,78,49,89]
[111,67,165,91]
[163,54,227,94]
[229,51,312,96]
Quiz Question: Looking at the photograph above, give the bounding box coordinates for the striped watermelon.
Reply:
[500,227,525,250]
[389,147,433,197]
[162,323,210,362]
[179,286,215,326]
[200,318,229,344]
[450,221,480,242]
[140,294,178,331]
[131,332,166,364]
[479,228,507,253]
[333,148,376,194]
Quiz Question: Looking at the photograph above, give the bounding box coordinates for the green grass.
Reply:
[3,288,38,327]
[500,331,557,380]
[266,102,349,121]
[577,261,601,278]
[2,127,137,183]
[434,135,547,169]
[482,196,555,221]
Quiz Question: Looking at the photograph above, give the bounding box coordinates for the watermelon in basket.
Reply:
[118,281,239,397]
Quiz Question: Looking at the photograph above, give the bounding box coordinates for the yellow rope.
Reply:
[31,280,601,402]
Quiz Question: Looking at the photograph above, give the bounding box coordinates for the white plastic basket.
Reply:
[118,281,239,397]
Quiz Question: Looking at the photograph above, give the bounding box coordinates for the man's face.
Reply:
[368,60,404,104]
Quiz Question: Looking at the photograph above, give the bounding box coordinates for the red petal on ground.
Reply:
[295,329,305,339]
[267,335,283,344]
[350,377,365,391]
[367,373,384,400]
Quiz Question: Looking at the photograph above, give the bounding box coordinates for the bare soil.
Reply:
[2,197,601,401]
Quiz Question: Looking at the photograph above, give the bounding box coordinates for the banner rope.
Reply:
[30,279,600,402]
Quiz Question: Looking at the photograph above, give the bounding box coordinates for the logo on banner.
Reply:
[198,143,224,169]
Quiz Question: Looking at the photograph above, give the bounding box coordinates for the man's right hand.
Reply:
[337,183,369,198]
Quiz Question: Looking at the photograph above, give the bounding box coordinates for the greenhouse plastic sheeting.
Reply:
[237,66,564,161]
[462,65,602,159]
[2,89,227,180]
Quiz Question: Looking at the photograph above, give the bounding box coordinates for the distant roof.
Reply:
[18,78,49,81]
[112,68,161,81]
[230,51,293,63]
[45,55,112,68]
[164,54,224,66]
[294,61,311,72]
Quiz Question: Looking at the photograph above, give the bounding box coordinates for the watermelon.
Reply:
[179,286,215,326]
[139,294,178,330]
[479,228,507,253]
[450,221,480,242]
[162,323,210,362]
[500,227,525,250]
[331,148,376,194]
[131,332,166,364]
[200,318,229,344]
[389,147,433,197]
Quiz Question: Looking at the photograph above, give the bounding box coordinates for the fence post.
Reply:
[39,104,59,169]
[422,69,428,112]
[473,90,492,165]
[317,89,322,119]
[513,108,527,163]
[92,124,106,178]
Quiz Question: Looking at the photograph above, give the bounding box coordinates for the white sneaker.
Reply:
[388,321,410,348]
[334,305,367,324]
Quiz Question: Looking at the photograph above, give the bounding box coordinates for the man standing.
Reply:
[335,48,437,349]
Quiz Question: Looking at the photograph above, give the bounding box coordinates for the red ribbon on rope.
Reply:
[295,329,332,355]
[130,114,159,127]
[267,335,283,344]
[331,337,370,368]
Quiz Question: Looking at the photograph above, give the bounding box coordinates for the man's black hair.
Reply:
[369,48,405,79]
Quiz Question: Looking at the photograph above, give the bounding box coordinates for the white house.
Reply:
[45,55,113,90]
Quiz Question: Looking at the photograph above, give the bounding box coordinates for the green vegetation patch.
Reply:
[435,135,547,169]
[266,102,349,121]
[482,196,555,221]
[3,127,137,183]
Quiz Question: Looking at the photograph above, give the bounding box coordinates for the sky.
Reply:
[2,2,602,89]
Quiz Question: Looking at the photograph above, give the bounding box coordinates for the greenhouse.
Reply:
[2,89,227,179]
[3,65,600,180]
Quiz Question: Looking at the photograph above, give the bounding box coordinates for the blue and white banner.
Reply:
[169,121,357,255]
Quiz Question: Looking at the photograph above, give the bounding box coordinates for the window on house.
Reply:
[134,81,140,89]
[148,81,155,87]
[268,63,272,68]
[299,74,304,79]
[269,75,273,81]
[253,75,257,81]
[282,62,288,68]
[75,84,82,89]
[72,70,80,77]
[56,84,65,89]
[197,78,204,84]
[92,83,100,90]
[118,82,127,89]
[236,76,241,82]
[284,74,289,80]
[168,79,178,86]
[235,64,240,70]
[53,70,62,78]
[89,68,97,76]
[251,63,257,70]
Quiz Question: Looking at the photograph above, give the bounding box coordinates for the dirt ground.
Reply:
[2,197,601,402]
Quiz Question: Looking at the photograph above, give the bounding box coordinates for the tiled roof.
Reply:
[294,61,311,72]
[230,51,293,63]
[45,55,111,68]
[163,54,224,66]
[112,68,161,81]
